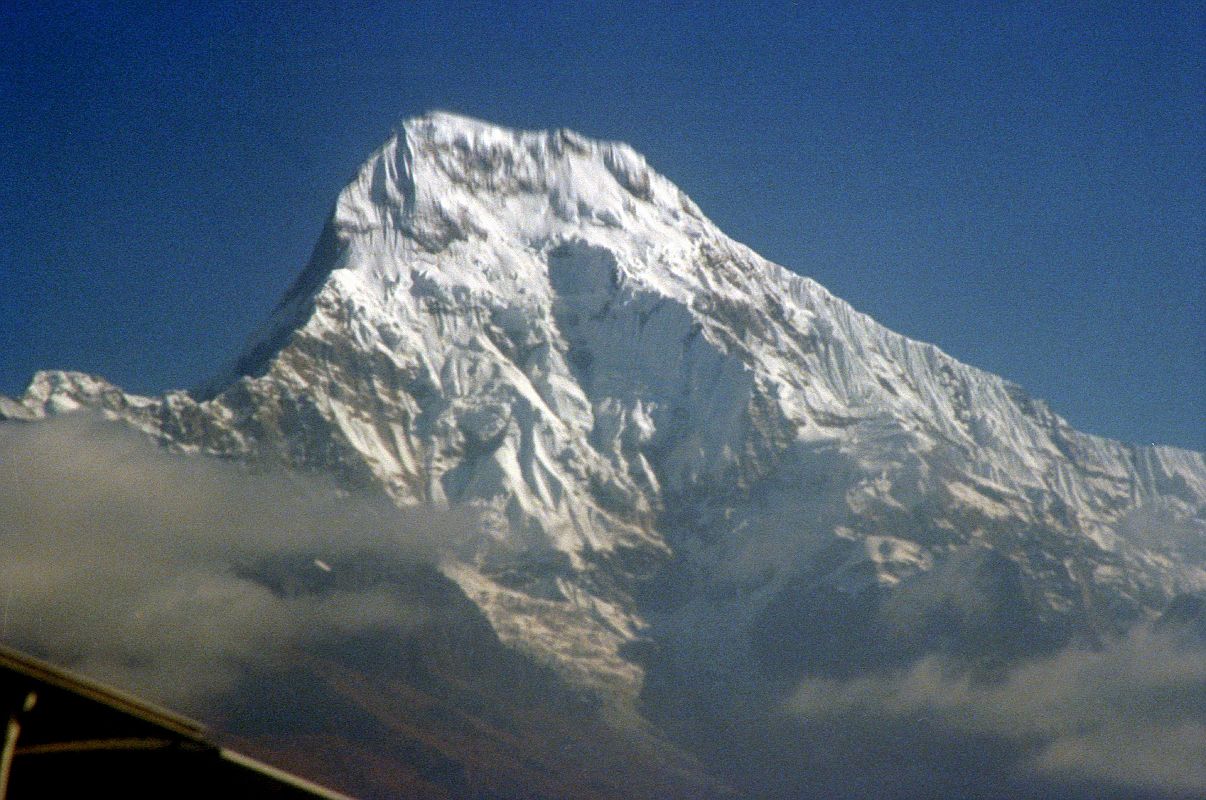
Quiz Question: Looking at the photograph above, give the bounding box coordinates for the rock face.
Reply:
[6,112,1204,697]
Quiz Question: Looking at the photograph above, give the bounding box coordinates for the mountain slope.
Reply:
[6,112,1204,703]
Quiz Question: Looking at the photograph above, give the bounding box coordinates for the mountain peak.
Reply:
[331,113,705,254]
[8,115,1203,708]
[205,117,721,394]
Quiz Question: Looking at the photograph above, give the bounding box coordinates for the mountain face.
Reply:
[5,112,1204,794]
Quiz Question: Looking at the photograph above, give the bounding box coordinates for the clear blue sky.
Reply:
[1,2,1202,449]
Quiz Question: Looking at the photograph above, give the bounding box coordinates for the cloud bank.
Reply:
[0,414,478,709]
[789,630,1206,798]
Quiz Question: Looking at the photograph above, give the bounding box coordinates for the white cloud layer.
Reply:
[0,414,475,707]
[789,629,1206,797]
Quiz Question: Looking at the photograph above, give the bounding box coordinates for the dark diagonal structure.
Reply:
[0,645,353,799]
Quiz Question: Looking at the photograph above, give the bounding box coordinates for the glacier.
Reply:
[4,111,1204,703]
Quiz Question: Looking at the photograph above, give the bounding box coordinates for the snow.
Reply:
[5,111,1204,695]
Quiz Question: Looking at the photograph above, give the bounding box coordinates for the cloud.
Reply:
[788,628,1206,797]
[0,413,478,708]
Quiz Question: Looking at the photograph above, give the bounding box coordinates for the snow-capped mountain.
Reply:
[6,111,1204,697]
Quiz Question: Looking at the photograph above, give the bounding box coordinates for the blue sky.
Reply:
[1,2,1201,449]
